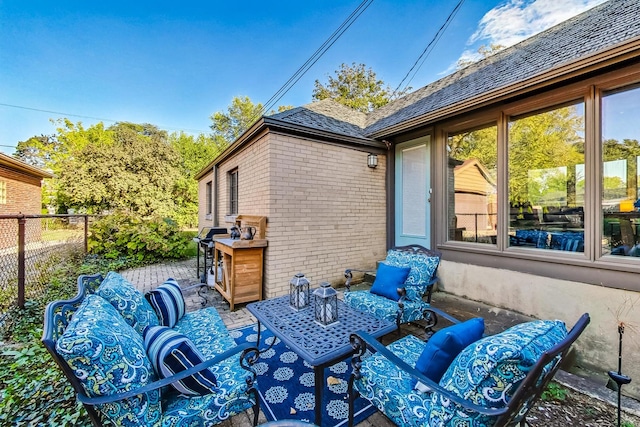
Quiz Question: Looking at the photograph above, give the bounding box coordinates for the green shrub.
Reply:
[88,212,192,264]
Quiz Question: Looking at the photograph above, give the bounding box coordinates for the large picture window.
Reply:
[446,125,498,244]
[507,102,585,252]
[602,85,640,257]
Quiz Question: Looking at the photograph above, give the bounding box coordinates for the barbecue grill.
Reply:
[193,227,227,283]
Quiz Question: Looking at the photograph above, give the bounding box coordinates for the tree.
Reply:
[14,134,59,168]
[54,122,182,217]
[312,62,403,113]
[210,96,264,145]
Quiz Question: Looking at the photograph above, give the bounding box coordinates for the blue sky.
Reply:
[0,0,606,155]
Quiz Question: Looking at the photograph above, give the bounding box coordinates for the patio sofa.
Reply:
[42,271,260,427]
[347,313,590,427]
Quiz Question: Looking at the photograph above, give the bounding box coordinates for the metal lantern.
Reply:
[313,282,338,326]
[289,273,310,310]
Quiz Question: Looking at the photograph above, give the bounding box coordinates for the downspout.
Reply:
[213,164,219,227]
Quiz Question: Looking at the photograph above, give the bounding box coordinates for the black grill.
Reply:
[193,227,227,282]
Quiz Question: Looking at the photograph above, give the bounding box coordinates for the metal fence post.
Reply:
[17,215,25,309]
[84,215,89,253]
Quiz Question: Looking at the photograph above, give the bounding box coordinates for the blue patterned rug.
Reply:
[230,324,375,427]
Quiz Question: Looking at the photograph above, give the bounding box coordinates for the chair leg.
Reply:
[347,375,358,427]
[251,388,260,426]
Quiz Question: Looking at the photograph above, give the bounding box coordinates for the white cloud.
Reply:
[470,0,607,48]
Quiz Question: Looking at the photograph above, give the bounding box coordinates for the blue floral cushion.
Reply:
[56,294,161,426]
[144,326,218,396]
[429,319,568,426]
[146,278,186,328]
[353,335,432,427]
[370,263,410,301]
[343,290,429,324]
[385,250,440,301]
[415,318,484,383]
[97,271,159,335]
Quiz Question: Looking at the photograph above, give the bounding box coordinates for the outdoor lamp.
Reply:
[289,273,310,310]
[313,281,338,326]
[367,153,378,168]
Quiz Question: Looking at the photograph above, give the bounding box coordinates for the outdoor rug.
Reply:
[230,323,376,427]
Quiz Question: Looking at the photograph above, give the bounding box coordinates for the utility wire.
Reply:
[252,0,374,123]
[392,0,465,97]
[0,102,211,134]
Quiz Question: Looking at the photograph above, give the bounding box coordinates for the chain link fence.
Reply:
[455,213,497,243]
[0,214,92,326]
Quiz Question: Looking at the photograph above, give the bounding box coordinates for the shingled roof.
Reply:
[270,0,640,141]
[364,0,640,136]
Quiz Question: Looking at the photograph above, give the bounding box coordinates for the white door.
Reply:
[395,136,431,247]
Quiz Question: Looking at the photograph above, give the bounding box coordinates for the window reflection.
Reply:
[602,86,640,256]
[447,125,498,244]
[508,102,585,252]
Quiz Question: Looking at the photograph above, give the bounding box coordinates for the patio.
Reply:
[121,258,640,426]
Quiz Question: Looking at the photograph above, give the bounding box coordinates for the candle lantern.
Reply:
[313,282,338,326]
[289,273,310,310]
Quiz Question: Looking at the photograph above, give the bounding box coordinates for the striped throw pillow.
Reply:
[144,326,217,395]
[145,279,185,328]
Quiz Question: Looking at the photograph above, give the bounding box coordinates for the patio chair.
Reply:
[344,245,450,334]
[347,313,590,427]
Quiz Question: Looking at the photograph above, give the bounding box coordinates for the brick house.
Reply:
[197,0,640,397]
[0,152,52,215]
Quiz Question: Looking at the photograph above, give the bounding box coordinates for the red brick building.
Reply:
[0,152,52,215]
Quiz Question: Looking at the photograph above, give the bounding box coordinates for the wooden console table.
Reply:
[213,237,267,311]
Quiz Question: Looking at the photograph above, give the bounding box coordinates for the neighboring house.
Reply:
[0,152,53,249]
[198,0,640,398]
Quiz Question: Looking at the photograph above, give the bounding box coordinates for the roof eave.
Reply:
[368,36,640,139]
[0,153,54,179]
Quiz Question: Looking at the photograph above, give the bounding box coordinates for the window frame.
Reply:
[205,181,212,216]
[228,169,238,216]
[433,64,640,291]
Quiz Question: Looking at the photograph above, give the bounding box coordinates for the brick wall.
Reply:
[212,132,387,298]
[0,165,43,215]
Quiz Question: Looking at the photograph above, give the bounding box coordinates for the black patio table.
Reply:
[247,294,397,426]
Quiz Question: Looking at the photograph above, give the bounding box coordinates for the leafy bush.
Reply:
[88,212,193,264]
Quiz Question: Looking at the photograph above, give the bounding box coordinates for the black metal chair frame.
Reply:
[347,313,590,427]
[42,275,260,427]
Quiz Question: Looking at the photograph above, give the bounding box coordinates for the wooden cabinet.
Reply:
[213,238,267,311]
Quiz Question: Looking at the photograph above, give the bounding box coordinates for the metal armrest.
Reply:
[350,332,507,418]
[344,268,375,291]
[77,343,259,406]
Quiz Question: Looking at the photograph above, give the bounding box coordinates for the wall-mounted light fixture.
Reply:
[367,153,378,169]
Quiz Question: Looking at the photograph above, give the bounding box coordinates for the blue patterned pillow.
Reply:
[56,294,161,425]
[97,271,159,335]
[385,250,440,301]
[146,278,186,328]
[415,317,484,383]
[370,263,410,301]
[144,325,218,396]
[429,319,568,425]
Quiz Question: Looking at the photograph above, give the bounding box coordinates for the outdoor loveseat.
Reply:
[347,313,590,427]
[344,245,448,333]
[42,271,260,427]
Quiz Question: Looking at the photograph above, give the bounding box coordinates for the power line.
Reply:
[0,102,211,134]
[252,0,374,122]
[393,0,465,97]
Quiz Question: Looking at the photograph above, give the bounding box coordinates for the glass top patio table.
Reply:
[247,294,396,425]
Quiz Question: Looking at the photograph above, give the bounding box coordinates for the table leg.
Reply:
[314,365,323,426]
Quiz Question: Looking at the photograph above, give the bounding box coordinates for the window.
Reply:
[205,181,212,215]
[601,85,640,257]
[228,169,238,215]
[508,101,585,252]
[446,124,498,244]
[0,181,5,204]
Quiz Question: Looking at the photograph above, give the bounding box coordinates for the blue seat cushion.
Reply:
[97,271,159,335]
[144,326,218,396]
[344,290,429,324]
[146,278,186,328]
[415,317,484,383]
[385,250,440,301]
[370,263,411,301]
[430,319,568,426]
[56,294,161,426]
[353,335,432,427]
